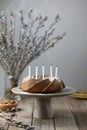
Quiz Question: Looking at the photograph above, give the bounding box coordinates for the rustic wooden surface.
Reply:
[0,95,87,130]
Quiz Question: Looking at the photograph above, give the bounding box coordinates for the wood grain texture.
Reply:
[0,96,87,130]
[52,96,79,130]
[68,96,87,130]
[33,118,54,130]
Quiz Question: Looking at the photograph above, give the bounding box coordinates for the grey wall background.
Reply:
[0,0,87,96]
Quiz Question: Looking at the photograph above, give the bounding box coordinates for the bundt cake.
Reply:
[20,76,65,93]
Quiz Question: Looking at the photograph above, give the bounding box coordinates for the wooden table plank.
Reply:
[83,100,87,106]
[68,96,87,130]
[52,96,79,130]
[33,118,54,130]
[0,96,87,130]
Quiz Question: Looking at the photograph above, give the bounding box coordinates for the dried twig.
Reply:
[0,10,66,81]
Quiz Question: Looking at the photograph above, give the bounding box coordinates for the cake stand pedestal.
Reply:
[34,97,53,118]
[12,86,75,119]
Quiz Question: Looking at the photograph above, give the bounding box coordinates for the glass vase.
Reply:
[5,77,21,101]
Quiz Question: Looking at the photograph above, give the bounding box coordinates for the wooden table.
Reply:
[0,95,87,130]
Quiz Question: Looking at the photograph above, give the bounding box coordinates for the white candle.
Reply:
[50,65,53,78]
[42,64,44,79]
[55,65,58,78]
[35,65,38,79]
[28,65,31,78]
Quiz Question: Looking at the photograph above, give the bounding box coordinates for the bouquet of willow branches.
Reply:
[0,10,65,82]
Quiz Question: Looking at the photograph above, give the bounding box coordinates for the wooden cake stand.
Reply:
[12,86,75,119]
